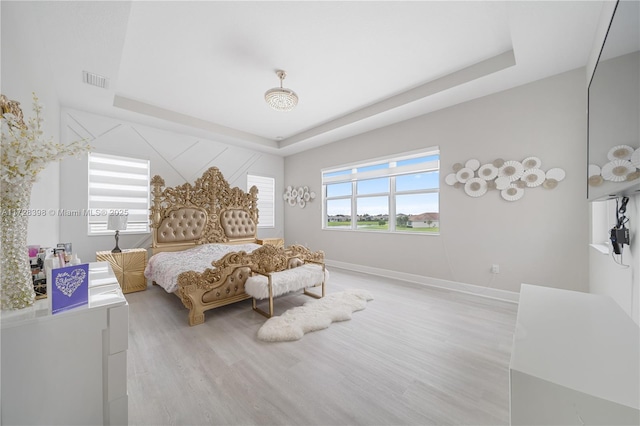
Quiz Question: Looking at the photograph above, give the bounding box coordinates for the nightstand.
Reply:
[257,238,284,248]
[96,248,148,293]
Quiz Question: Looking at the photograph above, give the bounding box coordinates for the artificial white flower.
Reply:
[1,92,90,184]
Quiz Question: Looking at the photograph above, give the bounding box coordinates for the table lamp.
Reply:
[107,214,128,253]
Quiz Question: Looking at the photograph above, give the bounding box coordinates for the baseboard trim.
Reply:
[325,259,519,303]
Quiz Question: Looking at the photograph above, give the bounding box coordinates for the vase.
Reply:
[1,179,36,309]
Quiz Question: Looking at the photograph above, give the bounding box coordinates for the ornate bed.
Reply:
[146,167,324,326]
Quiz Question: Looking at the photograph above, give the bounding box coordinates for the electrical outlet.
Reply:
[491,264,500,274]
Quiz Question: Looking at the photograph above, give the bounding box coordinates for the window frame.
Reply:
[87,152,150,236]
[247,174,276,228]
[322,147,440,234]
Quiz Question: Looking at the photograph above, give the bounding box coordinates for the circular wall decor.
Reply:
[445,173,458,186]
[588,175,604,186]
[607,145,634,161]
[543,178,559,189]
[601,160,634,182]
[465,158,480,171]
[546,168,566,182]
[501,185,524,202]
[284,184,316,208]
[448,156,566,201]
[522,156,541,170]
[498,160,524,182]
[495,176,511,190]
[477,163,498,180]
[589,144,640,189]
[455,167,474,183]
[464,178,487,197]
[627,171,640,181]
[521,169,546,187]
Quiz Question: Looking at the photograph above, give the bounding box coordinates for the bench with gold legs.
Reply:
[243,245,326,318]
[246,262,325,318]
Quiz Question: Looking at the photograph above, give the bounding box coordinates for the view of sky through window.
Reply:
[323,150,440,233]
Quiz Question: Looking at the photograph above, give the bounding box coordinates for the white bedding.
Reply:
[144,243,261,293]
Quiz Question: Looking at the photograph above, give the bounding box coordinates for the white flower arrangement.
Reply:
[1,92,90,184]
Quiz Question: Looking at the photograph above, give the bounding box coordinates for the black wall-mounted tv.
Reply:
[587,0,640,201]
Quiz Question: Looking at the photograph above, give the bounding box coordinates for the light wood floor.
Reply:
[125,268,518,426]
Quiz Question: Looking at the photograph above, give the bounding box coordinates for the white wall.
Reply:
[284,68,589,295]
[1,1,62,248]
[58,109,284,264]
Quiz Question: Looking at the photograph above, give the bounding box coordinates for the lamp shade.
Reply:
[107,214,128,231]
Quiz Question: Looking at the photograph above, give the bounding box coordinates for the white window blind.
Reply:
[248,174,275,228]
[88,152,150,235]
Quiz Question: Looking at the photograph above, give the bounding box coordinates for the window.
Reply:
[88,152,150,235]
[247,174,275,228]
[322,148,439,233]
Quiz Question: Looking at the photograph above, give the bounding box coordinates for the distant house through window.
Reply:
[247,174,275,228]
[322,148,440,233]
[407,212,440,229]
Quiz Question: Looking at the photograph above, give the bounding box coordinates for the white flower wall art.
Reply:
[445,157,565,202]
[588,145,640,187]
[284,185,316,208]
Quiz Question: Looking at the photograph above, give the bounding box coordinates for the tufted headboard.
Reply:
[149,167,259,254]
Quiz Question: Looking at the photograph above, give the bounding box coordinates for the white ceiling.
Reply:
[25,1,606,156]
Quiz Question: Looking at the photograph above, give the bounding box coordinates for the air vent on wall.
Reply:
[82,71,109,89]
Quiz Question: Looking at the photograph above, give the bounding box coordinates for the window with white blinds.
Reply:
[88,152,150,235]
[247,174,275,228]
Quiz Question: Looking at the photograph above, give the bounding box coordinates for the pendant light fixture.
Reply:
[265,70,298,112]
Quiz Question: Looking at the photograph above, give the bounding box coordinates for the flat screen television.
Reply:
[587,0,640,201]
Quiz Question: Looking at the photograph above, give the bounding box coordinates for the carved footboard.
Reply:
[176,244,324,326]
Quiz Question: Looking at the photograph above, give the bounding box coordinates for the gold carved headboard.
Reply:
[150,167,258,252]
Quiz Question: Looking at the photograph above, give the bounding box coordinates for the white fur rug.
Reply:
[257,289,374,342]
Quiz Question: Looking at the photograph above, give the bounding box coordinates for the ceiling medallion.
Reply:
[265,70,298,112]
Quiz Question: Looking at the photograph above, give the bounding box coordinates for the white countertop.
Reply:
[510,284,639,410]
[1,261,126,328]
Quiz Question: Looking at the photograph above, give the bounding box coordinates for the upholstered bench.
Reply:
[245,262,326,318]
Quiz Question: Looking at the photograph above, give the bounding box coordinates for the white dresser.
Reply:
[1,262,128,425]
[510,284,639,425]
